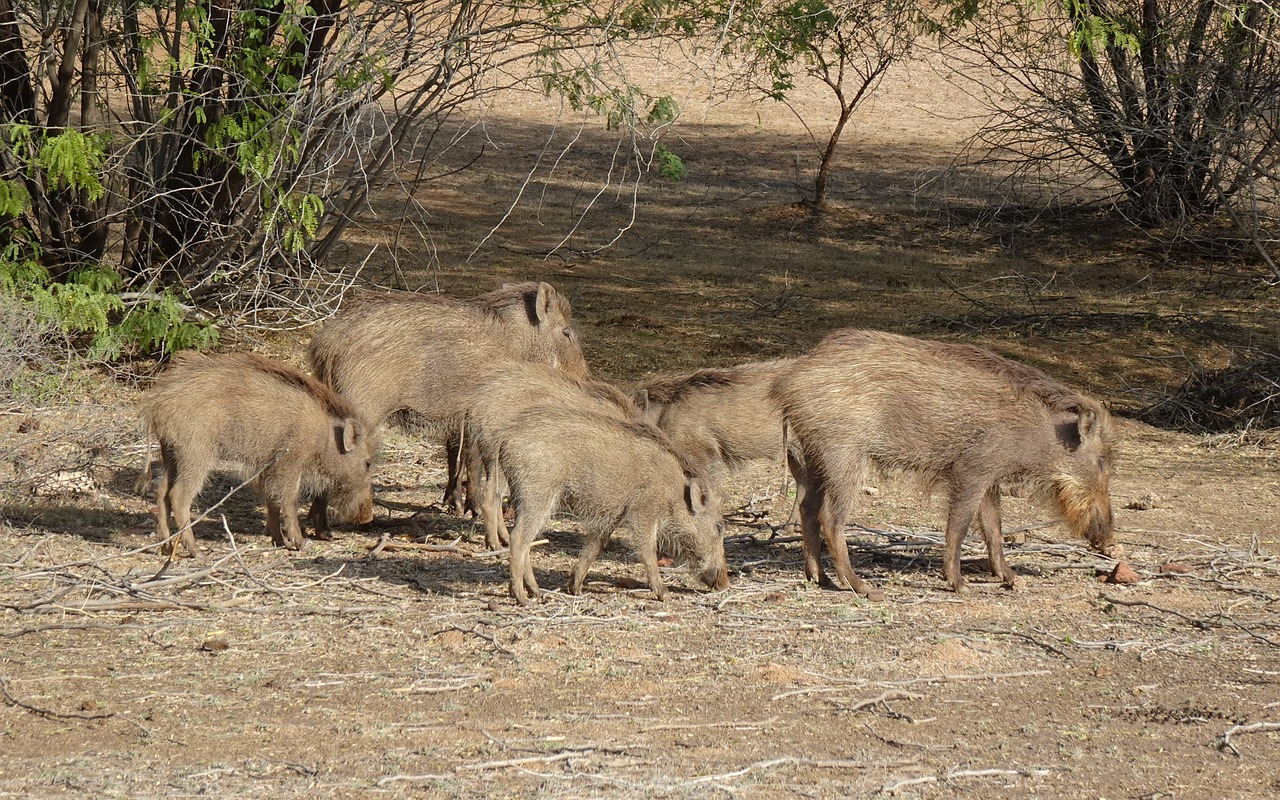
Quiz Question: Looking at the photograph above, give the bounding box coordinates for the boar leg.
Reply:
[507,494,553,605]
[162,451,203,559]
[635,523,669,602]
[311,495,331,540]
[476,457,510,550]
[943,487,985,593]
[307,492,333,541]
[976,488,1016,587]
[279,495,305,550]
[265,503,285,547]
[817,494,876,597]
[796,475,831,587]
[463,441,487,519]
[568,528,616,597]
[441,427,466,515]
[155,451,179,558]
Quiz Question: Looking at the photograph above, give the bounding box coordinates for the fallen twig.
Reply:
[773,670,1053,702]
[640,716,778,733]
[457,748,589,771]
[1218,721,1280,757]
[882,766,1052,794]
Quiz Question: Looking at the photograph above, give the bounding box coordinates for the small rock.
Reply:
[1159,562,1193,574]
[1107,562,1142,584]
[1125,492,1162,511]
[656,557,675,568]
[863,588,887,602]
[861,485,880,496]
[614,576,647,590]
[1093,664,1114,679]
[436,629,466,649]
[16,417,39,433]
[486,598,502,612]
[79,699,98,712]
[1004,531,1027,545]
[200,637,229,652]
[763,592,787,603]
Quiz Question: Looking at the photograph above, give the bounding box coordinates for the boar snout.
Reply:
[701,564,731,591]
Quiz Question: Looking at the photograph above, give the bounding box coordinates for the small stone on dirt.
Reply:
[486,598,502,612]
[763,592,786,603]
[1125,492,1162,510]
[79,699,98,712]
[863,588,887,602]
[436,630,466,649]
[16,417,39,433]
[1159,562,1193,574]
[200,637,229,652]
[656,557,675,568]
[614,576,646,590]
[1106,562,1142,584]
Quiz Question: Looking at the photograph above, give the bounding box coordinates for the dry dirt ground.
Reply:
[3,51,1280,798]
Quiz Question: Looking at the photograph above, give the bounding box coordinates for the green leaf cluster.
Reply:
[0,162,216,359]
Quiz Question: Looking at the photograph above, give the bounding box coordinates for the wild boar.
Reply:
[139,352,375,558]
[772,329,1116,596]
[634,358,801,529]
[465,361,642,550]
[464,363,729,605]
[307,281,589,521]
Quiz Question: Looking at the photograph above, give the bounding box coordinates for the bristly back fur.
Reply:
[638,368,744,405]
[165,351,360,422]
[816,329,1098,416]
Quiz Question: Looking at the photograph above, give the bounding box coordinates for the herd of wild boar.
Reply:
[140,281,1121,604]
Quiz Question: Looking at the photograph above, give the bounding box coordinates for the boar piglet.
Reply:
[773,329,1116,596]
[464,366,729,604]
[139,352,375,558]
[307,281,588,524]
[464,361,642,550]
[634,358,801,528]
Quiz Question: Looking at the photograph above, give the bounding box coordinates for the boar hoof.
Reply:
[816,574,841,591]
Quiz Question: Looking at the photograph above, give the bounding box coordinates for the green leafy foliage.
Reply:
[655,145,687,181]
[0,184,216,359]
[267,191,326,253]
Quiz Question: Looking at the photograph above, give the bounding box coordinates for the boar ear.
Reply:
[1077,406,1098,440]
[685,477,709,514]
[632,388,651,414]
[530,282,555,325]
[339,418,359,454]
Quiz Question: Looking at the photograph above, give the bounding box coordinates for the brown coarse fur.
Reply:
[462,362,729,605]
[139,352,375,558]
[459,361,653,549]
[306,281,589,519]
[636,359,794,471]
[635,359,802,527]
[773,329,1117,597]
